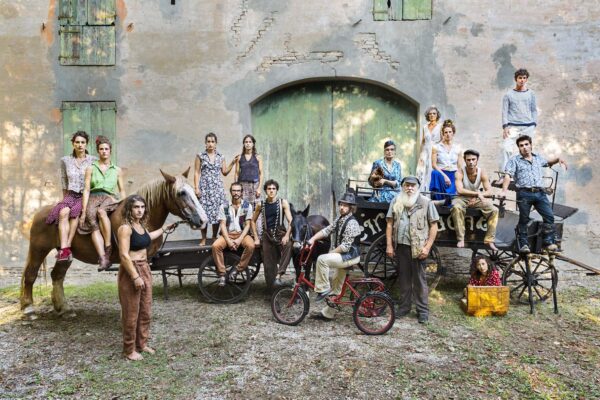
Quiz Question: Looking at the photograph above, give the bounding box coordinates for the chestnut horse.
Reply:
[20,169,207,315]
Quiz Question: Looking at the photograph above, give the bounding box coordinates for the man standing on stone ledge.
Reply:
[386,176,439,324]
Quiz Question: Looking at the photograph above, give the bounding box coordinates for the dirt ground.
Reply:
[0,262,599,399]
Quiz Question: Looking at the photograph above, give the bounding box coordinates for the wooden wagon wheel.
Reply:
[363,234,444,290]
[471,247,517,272]
[197,252,251,304]
[502,253,558,313]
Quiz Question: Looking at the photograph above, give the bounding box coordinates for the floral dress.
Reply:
[416,122,442,192]
[368,158,402,203]
[198,151,227,224]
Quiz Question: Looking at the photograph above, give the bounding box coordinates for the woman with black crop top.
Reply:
[117,194,174,361]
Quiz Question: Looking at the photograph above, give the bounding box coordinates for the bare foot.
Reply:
[199,239,206,246]
[486,242,498,251]
[140,346,155,354]
[125,351,144,361]
[456,240,465,248]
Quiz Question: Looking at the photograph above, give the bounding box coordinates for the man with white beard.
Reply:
[386,176,439,324]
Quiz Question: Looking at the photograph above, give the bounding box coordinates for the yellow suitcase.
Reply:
[461,286,509,317]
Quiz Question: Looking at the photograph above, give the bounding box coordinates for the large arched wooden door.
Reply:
[251,80,418,217]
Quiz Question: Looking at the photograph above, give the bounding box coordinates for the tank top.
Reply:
[462,166,481,192]
[263,199,283,232]
[130,227,151,251]
[239,153,259,182]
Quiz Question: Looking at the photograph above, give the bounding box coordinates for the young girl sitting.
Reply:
[468,255,501,286]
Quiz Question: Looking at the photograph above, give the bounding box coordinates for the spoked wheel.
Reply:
[502,254,558,309]
[198,253,251,304]
[247,262,260,281]
[363,234,443,290]
[363,234,395,280]
[423,245,443,291]
[348,280,387,301]
[353,291,396,335]
[271,286,309,326]
[471,247,516,272]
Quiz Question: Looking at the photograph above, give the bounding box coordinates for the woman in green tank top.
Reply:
[79,136,126,270]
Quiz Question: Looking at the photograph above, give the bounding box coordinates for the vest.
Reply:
[333,215,361,261]
[262,198,284,233]
[462,166,481,192]
[223,201,250,230]
[392,195,432,259]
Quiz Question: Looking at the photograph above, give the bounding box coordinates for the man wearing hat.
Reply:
[308,191,361,319]
[386,176,439,323]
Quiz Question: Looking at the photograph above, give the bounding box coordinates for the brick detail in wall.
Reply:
[230,0,248,45]
[354,32,400,70]
[236,11,277,60]
[257,33,343,72]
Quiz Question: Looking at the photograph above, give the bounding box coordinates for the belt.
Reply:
[518,187,544,193]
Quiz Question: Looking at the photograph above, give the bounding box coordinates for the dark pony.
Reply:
[289,204,330,283]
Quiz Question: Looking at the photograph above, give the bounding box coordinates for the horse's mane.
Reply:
[135,176,181,210]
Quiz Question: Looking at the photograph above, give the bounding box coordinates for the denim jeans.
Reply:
[516,191,555,247]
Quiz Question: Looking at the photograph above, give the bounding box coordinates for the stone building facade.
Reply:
[1,0,599,274]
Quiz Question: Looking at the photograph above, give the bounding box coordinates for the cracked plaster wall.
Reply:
[1,0,599,277]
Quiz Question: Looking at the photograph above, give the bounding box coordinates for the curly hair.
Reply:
[424,105,441,122]
[122,195,149,228]
[514,68,529,79]
[441,119,456,134]
[470,255,497,280]
[70,131,90,156]
[95,135,112,150]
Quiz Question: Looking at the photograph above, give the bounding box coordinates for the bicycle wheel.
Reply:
[353,291,395,335]
[271,286,309,326]
[198,253,251,304]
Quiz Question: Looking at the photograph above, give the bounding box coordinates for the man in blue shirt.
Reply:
[500,135,567,253]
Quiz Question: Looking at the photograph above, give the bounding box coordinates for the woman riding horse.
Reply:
[20,169,207,316]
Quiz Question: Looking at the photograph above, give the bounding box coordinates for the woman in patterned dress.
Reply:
[368,140,402,203]
[45,131,97,261]
[415,105,442,192]
[193,132,236,245]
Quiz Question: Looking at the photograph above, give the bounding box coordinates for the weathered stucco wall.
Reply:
[1,0,599,276]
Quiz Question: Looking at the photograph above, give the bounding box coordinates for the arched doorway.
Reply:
[251,80,418,217]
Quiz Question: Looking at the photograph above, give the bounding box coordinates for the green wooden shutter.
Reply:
[373,0,389,21]
[58,0,88,25]
[389,0,403,20]
[62,102,117,161]
[60,26,115,65]
[88,0,116,25]
[403,0,432,20]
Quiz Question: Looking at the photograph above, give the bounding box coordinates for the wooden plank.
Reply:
[403,0,432,20]
[554,254,600,275]
[390,0,403,21]
[88,0,116,25]
[62,102,92,156]
[90,102,117,162]
[59,25,82,65]
[58,0,87,25]
[373,0,389,21]
[81,26,115,65]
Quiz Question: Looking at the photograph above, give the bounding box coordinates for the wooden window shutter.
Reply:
[62,102,117,160]
[389,0,403,21]
[59,25,82,65]
[60,26,115,65]
[87,0,116,25]
[58,0,87,26]
[402,0,432,20]
[373,0,389,21]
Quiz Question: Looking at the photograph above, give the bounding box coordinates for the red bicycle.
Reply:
[270,243,396,335]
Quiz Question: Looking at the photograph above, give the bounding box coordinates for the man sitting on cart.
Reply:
[308,191,361,320]
[212,182,255,287]
[386,176,439,324]
[450,149,499,250]
[500,135,567,253]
